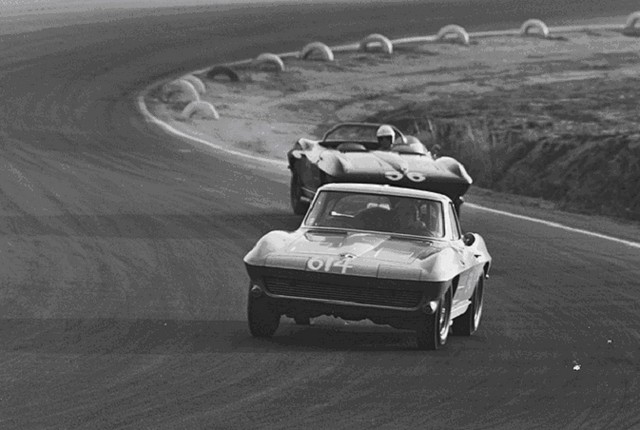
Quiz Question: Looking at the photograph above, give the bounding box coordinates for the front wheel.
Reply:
[416,288,452,350]
[452,275,484,336]
[248,293,280,338]
[290,172,310,215]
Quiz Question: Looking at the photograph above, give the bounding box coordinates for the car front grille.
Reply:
[263,277,423,309]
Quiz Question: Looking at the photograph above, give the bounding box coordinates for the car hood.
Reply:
[285,230,439,264]
[244,229,461,282]
[321,150,464,181]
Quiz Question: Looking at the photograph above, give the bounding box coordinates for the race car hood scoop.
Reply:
[283,230,441,265]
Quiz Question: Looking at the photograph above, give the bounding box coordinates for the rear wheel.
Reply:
[290,172,310,215]
[452,276,484,336]
[248,293,280,338]
[416,288,452,350]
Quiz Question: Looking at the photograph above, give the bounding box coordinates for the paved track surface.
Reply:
[1,1,639,428]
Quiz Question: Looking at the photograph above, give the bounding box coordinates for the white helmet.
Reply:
[376,124,395,139]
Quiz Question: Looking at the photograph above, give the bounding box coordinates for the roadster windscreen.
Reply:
[304,191,445,238]
[323,124,378,143]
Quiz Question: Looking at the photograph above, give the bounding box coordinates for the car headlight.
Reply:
[421,300,439,314]
[250,284,264,298]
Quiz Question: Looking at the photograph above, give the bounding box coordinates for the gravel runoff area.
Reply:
[146,21,640,241]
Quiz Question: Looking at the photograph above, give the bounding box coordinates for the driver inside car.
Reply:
[376,124,395,150]
[391,199,428,235]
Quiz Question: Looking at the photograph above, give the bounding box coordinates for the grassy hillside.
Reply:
[371,75,640,220]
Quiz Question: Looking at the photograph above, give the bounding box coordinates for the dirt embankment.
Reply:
[147,27,640,221]
[368,56,640,220]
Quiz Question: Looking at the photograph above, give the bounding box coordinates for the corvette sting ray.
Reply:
[244,183,491,350]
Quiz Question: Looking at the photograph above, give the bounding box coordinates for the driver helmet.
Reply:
[376,124,395,140]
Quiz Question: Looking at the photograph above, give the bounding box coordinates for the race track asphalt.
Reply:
[0,1,639,428]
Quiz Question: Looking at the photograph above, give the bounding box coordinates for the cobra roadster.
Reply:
[244,183,491,350]
[287,122,472,216]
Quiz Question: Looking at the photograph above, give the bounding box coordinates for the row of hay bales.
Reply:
[161,13,640,121]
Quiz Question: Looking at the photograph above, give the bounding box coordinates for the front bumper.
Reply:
[246,265,449,329]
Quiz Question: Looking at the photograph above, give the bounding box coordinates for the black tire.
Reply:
[248,294,280,338]
[290,172,310,216]
[416,288,452,350]
[452,276,484,336]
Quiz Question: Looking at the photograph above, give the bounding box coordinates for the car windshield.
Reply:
[305,190,445,238]
[322,124,379,143]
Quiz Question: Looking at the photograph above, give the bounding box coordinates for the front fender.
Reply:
[288,138,322,167]
[244,230,295,267]
[467,233,492,272]
[435,156,473,185]
[419,247,467,282]
[287,139,304,168]
[317,152,347,177]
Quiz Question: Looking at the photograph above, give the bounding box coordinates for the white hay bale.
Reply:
[359,33,393,54]
[520,19,550,38]
[253,53,285,72]
[436,24,470,45]
[181,74,206,94]
[162,79,200,102]
[207,65,240,82]
[300,42,335,61]
[623,11,640,35]
[181,100,219,120]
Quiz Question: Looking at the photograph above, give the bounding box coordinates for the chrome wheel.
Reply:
[438,291,452,345]
[473,276,484,330]
[416,288,452,350]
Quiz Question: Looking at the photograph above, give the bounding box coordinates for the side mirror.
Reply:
[463,232,476,246]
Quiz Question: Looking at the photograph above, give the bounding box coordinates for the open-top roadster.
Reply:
[287,122,473,216]
[244,183,491,350]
